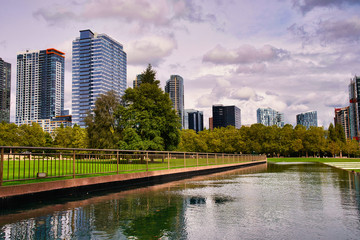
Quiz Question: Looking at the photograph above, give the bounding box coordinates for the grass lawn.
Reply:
[1,156,245,186]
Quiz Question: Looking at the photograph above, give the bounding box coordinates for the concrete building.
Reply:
[72,29,127,126]
[16,49,64,125]
[22,115,72,134]
[0,57,11,123]
[334,107,350,140]
[184,109,203,132]
[212,105,241,129]
[296,111,317,129]
[165,75,184,128]
[257,108,284,127]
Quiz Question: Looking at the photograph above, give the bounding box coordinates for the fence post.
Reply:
[184,153,186,168]
[215,154,217,165]
[146,152,149,171]
[206,153,208,165]
[0,147,4,186]
[168,152,170,170]
[196,153,199,167]
[222,153,224,164]
[73,150,76,179]
[117,150,119,174]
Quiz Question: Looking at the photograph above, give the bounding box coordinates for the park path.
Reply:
[323,162,360,170]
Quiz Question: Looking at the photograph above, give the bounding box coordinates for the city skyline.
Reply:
[1,1,360,127]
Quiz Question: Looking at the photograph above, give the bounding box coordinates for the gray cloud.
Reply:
[0,40,6,48]
[33,0,217,29]
[289,17,360,46]
[292,0,360,14]
[203,44,289,65]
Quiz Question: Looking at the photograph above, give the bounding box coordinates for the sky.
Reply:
[1,0,360,128]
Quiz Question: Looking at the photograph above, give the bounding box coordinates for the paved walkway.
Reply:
[324,162,360,170]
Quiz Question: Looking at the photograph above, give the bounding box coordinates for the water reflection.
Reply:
[2,163,360,239]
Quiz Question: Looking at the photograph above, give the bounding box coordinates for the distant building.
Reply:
[334,107,350,139]
[0,58,11,123]
[165,75,184,128]
[184,109,203,132]
[257,108,284,127]
[212,105,241,129]
[296,111,317,129]
[133,74,143,88]
[16,49,64,125]
[22,115,72,134]
[349,76,360,140]
[72,29,127,127]
[209,117,213,130]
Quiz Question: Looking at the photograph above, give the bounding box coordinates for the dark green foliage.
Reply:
[85,90,120,149]
[117,64,181,150]
[53,124,88,148]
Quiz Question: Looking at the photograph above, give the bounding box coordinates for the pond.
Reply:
[1,162,360,239]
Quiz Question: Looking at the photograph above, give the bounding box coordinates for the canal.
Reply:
[1,162,360,239]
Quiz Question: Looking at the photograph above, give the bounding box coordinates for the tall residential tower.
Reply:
[165,75,184,128]
[349,76,360,140]
[16,49,64,125]
[72,29,127,126]
[0,58,11,123]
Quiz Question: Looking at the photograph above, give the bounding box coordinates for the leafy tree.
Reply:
[0,122,20,146]
[116,64,181,151]
[18,122,46,147]
[85,90,120,149]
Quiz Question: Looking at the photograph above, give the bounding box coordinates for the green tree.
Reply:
[18,122,46,147]
[117,64,181,151]
[0,122,20,146]
[85,90,120,149]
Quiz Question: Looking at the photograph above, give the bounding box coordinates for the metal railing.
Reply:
[0,146,266,186]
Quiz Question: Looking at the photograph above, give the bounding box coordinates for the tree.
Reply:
[85,90,120,149]
[116,64,181,151]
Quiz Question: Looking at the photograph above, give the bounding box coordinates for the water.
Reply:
[1,162,360,239]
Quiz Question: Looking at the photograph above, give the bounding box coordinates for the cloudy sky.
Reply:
[1,0,360,128]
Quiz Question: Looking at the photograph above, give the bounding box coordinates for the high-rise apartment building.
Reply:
[296,111,317,129]
[349,76,360,140]
[133,74,143,88]
[212,105,241,129]
[72,29,127,126]
[0,58,11,123]
[165,75,184,128]
[184,109,203,132]
[334,107,350,139]
[257,108,284,127]
[16,49,64,125]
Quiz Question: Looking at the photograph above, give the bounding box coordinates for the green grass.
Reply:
[1,155,245,186]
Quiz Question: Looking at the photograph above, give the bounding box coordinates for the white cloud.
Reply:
[127,35,177,66]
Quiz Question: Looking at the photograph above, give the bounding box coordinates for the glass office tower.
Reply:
[16,49,64,125]
[296,111,317,129]
[257,108,284,127]
[165,75,184,128]
[0,57,11,123]
[212,105,241,129]
[184,109,204,132]
[72,29,127,126]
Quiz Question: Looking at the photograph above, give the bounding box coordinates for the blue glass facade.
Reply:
[165,75,184,128]
[212,105,241,129]
[257,108,284,127]
[0,57,11,123]
[296,111,317,129]
[349,76,360,140]
[72,29,127,126]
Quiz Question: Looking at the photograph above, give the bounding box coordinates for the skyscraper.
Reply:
[349,76,360,140]
[133,74,143,88]
[257,108,284,127]
[165,75,184,128]
[334,107,350,140]
[212,105,241,129]
[184,109,203,132]
[0,58,11,123]
[72,29,127,126]
[16,49,64,125]
[296,111,317,129]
